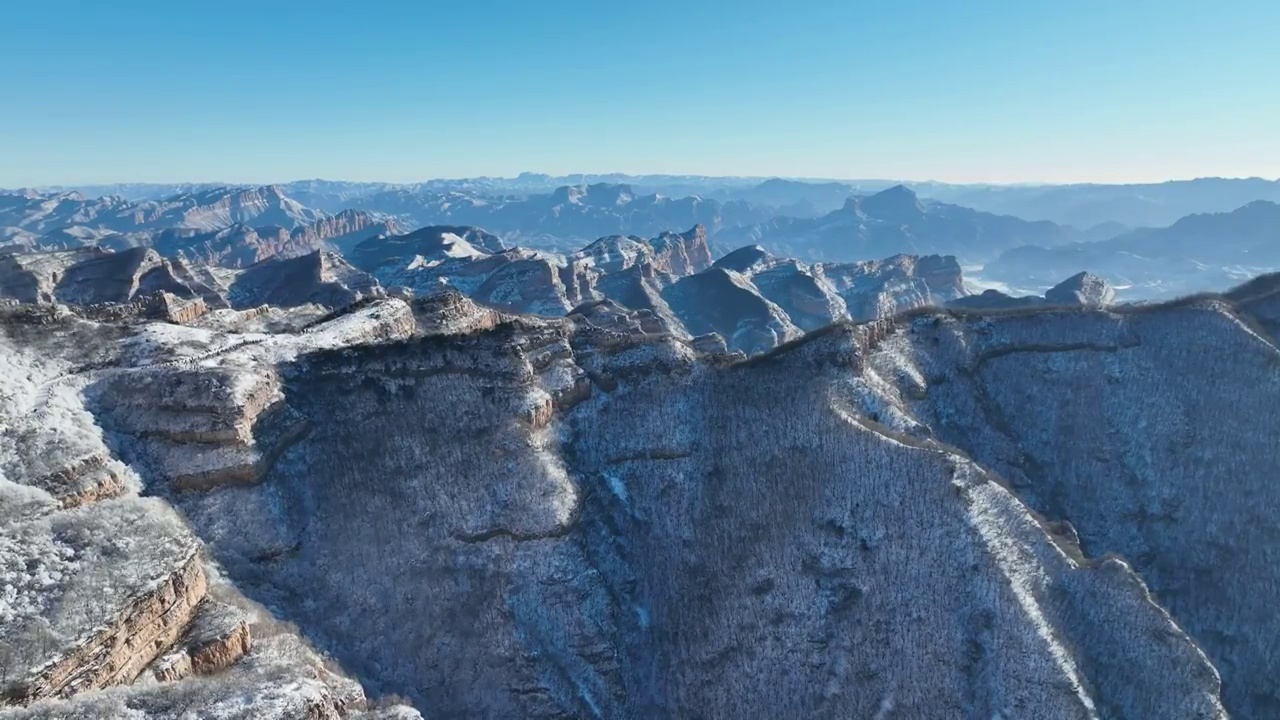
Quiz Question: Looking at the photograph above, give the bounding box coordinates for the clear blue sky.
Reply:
[2,0,1277,186]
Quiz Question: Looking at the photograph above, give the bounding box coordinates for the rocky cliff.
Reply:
[7,274,1280,717]
[0,301,421,719]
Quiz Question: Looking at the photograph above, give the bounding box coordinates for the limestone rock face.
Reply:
[569,298,676,337]
[5,636,419,720]
[662,266,803,353]
[135,309,1227,719]
[0,495,205,705]
[226,251,382,310]
[6,273,1280,718]
[349,227,581,316]
[571,224,712,276]
[950,271,1118,311]
[0,248,203,306]
[0,300,421,719]
[409,290,503,337]
[0,247,386,318]
[147,598,253,681]
[351,225,713,318]
[854,297,1280,718]
[50,291,1262,718]
[654,246,969,351]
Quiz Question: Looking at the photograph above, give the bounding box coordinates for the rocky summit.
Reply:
[2,264,1278,717]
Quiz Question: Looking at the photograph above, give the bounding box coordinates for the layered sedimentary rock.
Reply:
[5,272,1279,718]
[225,251,383,310]
[1043,271,1116,307]
[148,598,252,681]
[0,495,204,705]
[6,635,383,720]
[0,248,211,306]
[0,302,421,719]
[571,225,713,276]
[138,303,1230,718]
[150,210,399,268]
[676,246,967,351]
[0,247,385,319]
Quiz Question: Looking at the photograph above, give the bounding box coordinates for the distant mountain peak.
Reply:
[858,184,925,219]
[714,244,774,273]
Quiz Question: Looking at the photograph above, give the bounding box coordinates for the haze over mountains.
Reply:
[31,173,1280,227]
[7,174,1279,299]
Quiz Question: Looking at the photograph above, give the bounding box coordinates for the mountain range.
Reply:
[715,184,1076,263]
[29,174,1280,230]
[918,176,1280,228]
[3,169,1280,718]
[5,175,1279,310]
[982,200,1280,298]
[343,224,970,354]
[0,218,974,356]
[3,262,1279,717]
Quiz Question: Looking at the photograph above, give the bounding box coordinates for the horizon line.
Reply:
[7,173,1280,193]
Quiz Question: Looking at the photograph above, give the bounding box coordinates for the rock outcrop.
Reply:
[125,299,1236,718]
[352,229,966,355]
[0,247,385,318]
[0,495,204,705]
[0,302,421,719]
[572,224,713,276]
[0,247,227,309]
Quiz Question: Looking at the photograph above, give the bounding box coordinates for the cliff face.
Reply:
[853,298,1280,718]
[136,306,1231,719]
[0,247,230,311]
[151,210,399,269]
[5,276,1278,718]
[0,303,420,719]
[226,251,383,310]
[0,248,387,320]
